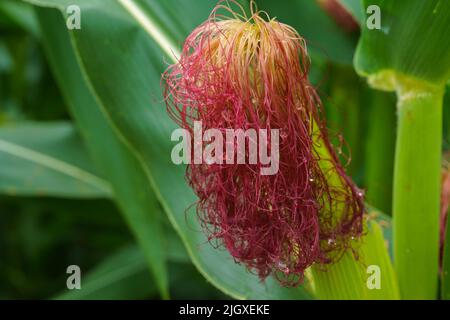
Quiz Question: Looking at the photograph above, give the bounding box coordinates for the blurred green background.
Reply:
[0,0,448,299]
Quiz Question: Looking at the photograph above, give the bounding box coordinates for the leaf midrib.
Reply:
[118,0,180,60]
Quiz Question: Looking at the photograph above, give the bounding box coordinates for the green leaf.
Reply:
[354,0,450,90]
[0,121,112,198]
[257,0,358,64]
[34,7,169,299]
[57,245,157,300]
[0,0,39,36]
[57,242,221,300]
[57,233,190,300]
[27,0,312,299]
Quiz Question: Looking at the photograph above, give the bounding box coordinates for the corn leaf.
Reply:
[355,0,450,89]
[34,7,170,299]
[0,122,112,198]
[0,0,39,36]
[57,233,190,300]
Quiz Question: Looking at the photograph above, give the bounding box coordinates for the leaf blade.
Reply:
[354,0,450,89]
[0,122,112,198]
[34,7,170,298]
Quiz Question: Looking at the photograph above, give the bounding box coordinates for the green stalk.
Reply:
[393,85,444,299]
[311,220,399,299]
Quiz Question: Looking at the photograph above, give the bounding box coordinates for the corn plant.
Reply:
[0,0,449,300]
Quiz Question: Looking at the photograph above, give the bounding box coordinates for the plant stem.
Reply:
[393,86,444,299]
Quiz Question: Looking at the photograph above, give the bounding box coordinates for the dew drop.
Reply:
[277,262,290,274]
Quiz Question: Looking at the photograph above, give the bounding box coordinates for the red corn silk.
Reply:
[162,2,364,285]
